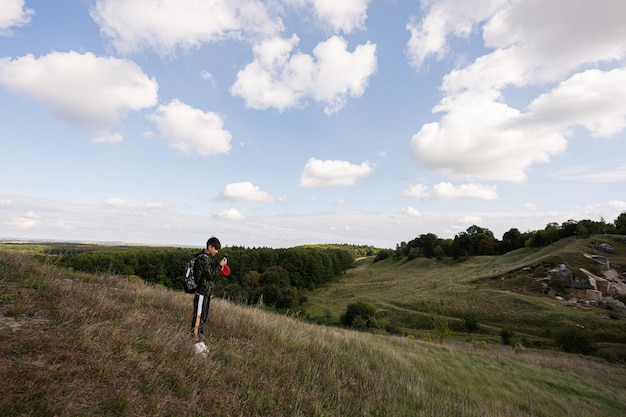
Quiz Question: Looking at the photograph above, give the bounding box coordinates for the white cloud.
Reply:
[91,1,377,116]
[405,0,506,69]
[456,215,483,227]
[0,0,33,36]
[4,195,626,249]
[410,91,567,183]
[432,182,498,200]
[90,131,123,144]
[90,0,282,55]
[213,208,245,220]
[90,0,374,56]
[299,158,374,188]
[526,68,626,138]
[307,0,370,34]
[408,0,626,184]
[550,163,626,183]
[0,51,158,142]
[8,210,40,229]
[403,184,430,199]
[201,71,217,89]
[148,99,232,156]
[220,182,274,203]
[103,198,171,211]
[480,0,626,86]
[279,0,370,34]
[231,34,377,114]
[403,206,422,217]
[404,182,498,200]
[524,203,538,211]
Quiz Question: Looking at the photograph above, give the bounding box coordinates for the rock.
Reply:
[596,279,610,296]
[608,299,626,312]
[549,264,574,288]
[586,289,602,302]
[597,243,614,253]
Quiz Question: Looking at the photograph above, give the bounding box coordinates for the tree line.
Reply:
[53,244,362,310]
[377,212,626,262]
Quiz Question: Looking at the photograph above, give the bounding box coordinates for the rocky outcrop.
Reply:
[545,257,626,312]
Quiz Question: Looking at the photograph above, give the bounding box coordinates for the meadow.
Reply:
[305,236,626,356]
[1,239,626,416]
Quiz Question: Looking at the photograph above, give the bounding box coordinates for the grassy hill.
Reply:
[2,241,626,416]
[305,236,626,356]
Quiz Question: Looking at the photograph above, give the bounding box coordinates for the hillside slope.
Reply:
[305,236,626,355]
[2,248,626,416]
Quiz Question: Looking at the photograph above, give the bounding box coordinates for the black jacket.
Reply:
[193,252,222,295]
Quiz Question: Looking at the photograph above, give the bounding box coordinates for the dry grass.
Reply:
[2,248,626,416]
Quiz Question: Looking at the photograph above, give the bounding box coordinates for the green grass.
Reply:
[305,236,626,351]
[2,244,626,416]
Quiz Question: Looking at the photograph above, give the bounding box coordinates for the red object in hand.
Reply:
[219,264,231,277]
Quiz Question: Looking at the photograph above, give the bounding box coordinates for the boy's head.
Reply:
[206,236,221,251]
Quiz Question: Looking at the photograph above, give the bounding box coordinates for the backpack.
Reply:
[183,253,206,294]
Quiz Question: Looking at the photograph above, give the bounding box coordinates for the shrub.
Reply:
[550,276,567,295]
[373,249,393,263]
[553,326,597,355]
[462,311,480,332]
[596,348,619,363]
[431,313,451,343]
[341,301,378,329]
[500,328,515,346]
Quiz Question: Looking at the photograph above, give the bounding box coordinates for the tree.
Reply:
[544,222,560,245]
[501,228,524,253]
[560,219,578,238]
[450,232,470,260]
[419,233,440,258]
[463,225,496,256]
[477,236,495,255]
[575,222,589,238]
[615,211,626,234]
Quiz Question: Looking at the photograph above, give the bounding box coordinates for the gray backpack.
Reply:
[183,253,206,294]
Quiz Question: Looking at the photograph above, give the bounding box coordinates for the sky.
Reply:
[1,0,626,250]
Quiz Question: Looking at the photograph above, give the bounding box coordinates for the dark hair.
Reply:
[206,236,221,250]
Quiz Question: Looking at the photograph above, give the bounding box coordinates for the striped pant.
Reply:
[191,293,211,340]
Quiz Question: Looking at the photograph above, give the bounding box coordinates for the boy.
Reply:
[191,236,229,342]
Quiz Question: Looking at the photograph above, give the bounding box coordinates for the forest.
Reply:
[52,244,369,309]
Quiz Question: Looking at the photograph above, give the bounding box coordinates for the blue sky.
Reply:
[1,0,625,249]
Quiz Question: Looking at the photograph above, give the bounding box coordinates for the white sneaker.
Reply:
[194,341,208,355]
